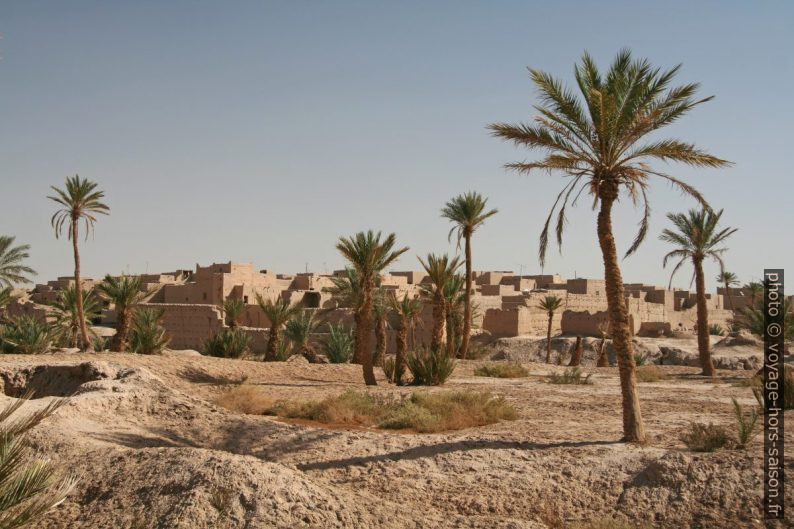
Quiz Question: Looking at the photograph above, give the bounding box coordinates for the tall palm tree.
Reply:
[418,253,462,353]
[441,192,498,358]
[537,295,564,363]
[98,275,150,352]
[336,231,408,385]
[660,209,737,376]
[388,292,423,385]
[51,285,101,348]
[489,50,729,442]
[49,175,109,351]
[0,236,36,288]
[256,294,302,361]
[716,271,739,311]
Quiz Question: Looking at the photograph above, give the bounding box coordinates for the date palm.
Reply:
[284,310,320,362]
[0,288,13,312]
[418,253,462,353]
[0,236,36,288]
[716,271,739,311]
[744,281,763,306]
[660,208,737,376]
[337,231,408,385]
[98,275,150,352]
[442,274,466,357]
[537,295,564,363]
[372,290,390,367]
[49,175,109,351]
[489,50,729,442]
[328,268,367,364]
[222,297,245,328]
[388,292,423,385]
[256,294,302,361]
[51,285,101,348]
[441,192,498,358]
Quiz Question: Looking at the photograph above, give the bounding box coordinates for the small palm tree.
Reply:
[537,295,564,363]
[596,321,611,367]
[322,323,354,363]
[128,308,170,355]
[442,274,466,357]
[388,292,423,385]
[0,236,36,288]
[441,192,498,358]
[49,175,109,351]
[742,298,793,341]
[51,285,101,348]
[418,253,462,353]
[336,231,408,385]
[660,209,737,376]
[222,297,245,328]
[284,310,320,362]
[0,395,77,527]
[716,271,739,311]
[744,281,763,306]
[489,50,730,442]
[255,294,302,361]
[0,288,13,311]
[97,275,150,352]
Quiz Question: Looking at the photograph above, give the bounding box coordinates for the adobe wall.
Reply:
[140,303,224,350]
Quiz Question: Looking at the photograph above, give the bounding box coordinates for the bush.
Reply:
[708,323,725,336]
[128,308,170,355]
[203,327,251,359]
[633,352,648,366]
[265,389,518,433]
[273,340,292,361]
[0,316,54,354]
[213,385,275,415]
[752,367,794,410]
[548,367,592,385]
[732,398,759,449]
[680,422,730,452]
[322,323,353,363]
[91,335,110,352]
[474,362,529,378]
[383,356,405,384]
[636,365,667,383]
[406,347,456,385]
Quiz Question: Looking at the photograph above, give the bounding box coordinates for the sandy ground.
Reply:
[0,348,790,529]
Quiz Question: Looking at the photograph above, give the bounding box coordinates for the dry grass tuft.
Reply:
[680,422,730,452]
[569,519,653,529]
[547,367,592,385]
[474,362,529,378]
[265,389,518,433]
[213,385,275,415]
[636,365,668,383]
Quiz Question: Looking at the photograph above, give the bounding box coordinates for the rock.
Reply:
[287,354,309,364]
[659,347,699,367]
[716,330,761,348]
[162,349,202,357]
[312,354,330,364]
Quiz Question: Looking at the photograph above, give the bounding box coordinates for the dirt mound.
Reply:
[0,361,153,398]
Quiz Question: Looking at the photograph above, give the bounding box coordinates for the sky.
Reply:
[1,1,792,291]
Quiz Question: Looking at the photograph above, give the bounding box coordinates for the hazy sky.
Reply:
[1,1,791,291]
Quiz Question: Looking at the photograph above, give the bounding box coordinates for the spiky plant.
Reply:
[660,209,737,376]
[284,310,320,362]
[406,347,456,386]
[97,275,151,352]
[50,285,101,348]
[388,292,423,385]
[442,274,466,357]
[255,294,302,361]
[741,298,793,341]
[0,394,78,528]
[49,175,109,351]
[0,288,13,312]
[336,231,409,385]
[128,308,170,355]
[322,323,354,363]
[537,295,564,363]
[743,281,763,306]
[418,253,462,354]
[716,271,739,311]
[222,297,245,328]
[441,192,498,358]
[203,327,251,359]
[0,316,54,354]
[489,50,730,442]
[0,236,36,289]
[731,398,759,449]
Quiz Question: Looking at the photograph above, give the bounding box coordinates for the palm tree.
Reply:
[0,236,36,288]
[256,294,302,361]
[744,281,763,306]
[418,253,462,353]
[336,231,408,385]
[596,321,611,367]
[660,209,737,376]
[51,285,101,348]
[388,292,423,385]
[0,287,13,312]
[98,275,150,352]
[372,290,389,367]
[49,175,109,351]
[223,297,245,327]
[742,298,793,341]
[284,310,320,362]
[716,271,739,311]
[441,192,498,358]
[537,295,564,363]
[489,50,729,442]
[442,274,466,357]
[328,268,367,364]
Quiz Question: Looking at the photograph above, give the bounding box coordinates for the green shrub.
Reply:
[633,352,648,366]
[732,398,759,449]
[322,323,353,363]
[680,422,729,452]
[273,340,292,361]
[474,362,529,378]
[548,367,592,385]
[129,308,170,355]
[406,347,456,385]
[91,334,110,352]
[0,316,54,354]
[383,356,405,384]
[708,323,725,336]
[203,327,251,359]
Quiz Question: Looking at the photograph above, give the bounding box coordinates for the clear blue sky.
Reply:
[1,1,791,291]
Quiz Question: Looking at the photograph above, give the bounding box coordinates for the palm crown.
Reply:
[98,275,148,310]
[256,294,301,328]
[441,192,498,245]
[418,253,462,293]
[537,295,564,314]
[336,231,408,281]
[716,271,738,288]
[489,49,730,264]
[0,236,36,288]
[49,175,110,240]
[659,209,737,287]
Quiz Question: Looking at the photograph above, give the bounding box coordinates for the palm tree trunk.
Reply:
[597,338,609,367]
[395,323,407,386]
[359,280,377,385]
[431,291,446,353]
[545,313,553,363]
[567,335,583,366]
[460,233,473,358]
[110,308,130,352]
[72,219,92,352]
[597,190,646,443]
[445,309,455,357]
[374,313,386,367]
[694,257,715,376]
[352,310,363,364]
[265,326,279,361]
[723,280,735,311]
